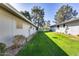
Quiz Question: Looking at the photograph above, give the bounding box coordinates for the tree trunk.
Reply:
[38,19,39,31]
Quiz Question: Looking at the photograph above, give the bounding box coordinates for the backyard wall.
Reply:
[0,6,37,47]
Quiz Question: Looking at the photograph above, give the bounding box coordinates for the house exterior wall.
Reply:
[0,7,36,47]
[56,25,66,33]
[66,20,79,35]
[50,26,56,32]
[55,20,79,35]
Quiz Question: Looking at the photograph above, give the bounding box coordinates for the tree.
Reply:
[72,10,78,17]
[43,20,50,31]
[54,4,78,24]
[20,11,31,21]
[31,6,45,30]
[47,20,50,26]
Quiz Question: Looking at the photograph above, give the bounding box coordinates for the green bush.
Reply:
[0,43,6,53]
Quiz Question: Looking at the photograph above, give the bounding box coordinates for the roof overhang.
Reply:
[57,18,79,25]
[51,17,79,27]
[0,3,37,28]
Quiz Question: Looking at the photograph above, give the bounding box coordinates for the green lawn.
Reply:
[45,32,79,56]
[17,32,67,56]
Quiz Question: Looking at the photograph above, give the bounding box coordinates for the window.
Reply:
[63,24,65,27]
[16,20,23,29]
[36,27,38,30]
[57,25,59,28]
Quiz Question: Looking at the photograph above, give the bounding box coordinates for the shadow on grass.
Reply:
[17,32,68,56]
[43,32,68,56]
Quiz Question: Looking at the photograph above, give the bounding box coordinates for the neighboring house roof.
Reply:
[50,24,56,27]
[51,17,79,27]
[0,3,37,27]
[57,17,79,25]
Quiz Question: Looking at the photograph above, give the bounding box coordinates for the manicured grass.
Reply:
[45,32,79,56]
[17,32,67,56]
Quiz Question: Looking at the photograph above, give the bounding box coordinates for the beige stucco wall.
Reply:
[0,7,36,47]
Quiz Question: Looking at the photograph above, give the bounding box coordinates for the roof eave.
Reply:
[0,3,37,27]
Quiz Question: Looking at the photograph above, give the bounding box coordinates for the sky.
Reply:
[10,3,79,25]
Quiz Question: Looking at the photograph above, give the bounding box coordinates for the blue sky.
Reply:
[10,3,79,25]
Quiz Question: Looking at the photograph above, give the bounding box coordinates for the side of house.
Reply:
[50,25,56,32]
[0,3,37,47]
[63,20,79,35]
[51,18,79,35]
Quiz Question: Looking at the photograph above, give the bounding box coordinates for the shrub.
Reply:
[0,43,6,53]
[12,35,26,49]
[0,43,6,55]
[7,35,26,50]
